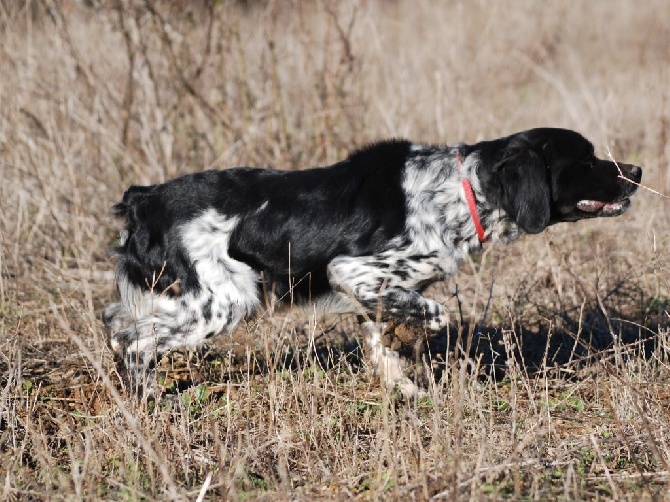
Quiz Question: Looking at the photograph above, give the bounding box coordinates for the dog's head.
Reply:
[490,128,642,234]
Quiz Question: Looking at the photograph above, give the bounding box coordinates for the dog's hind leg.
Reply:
[104,210,262,391]
[104,271,260,391]
[103,284,251,390]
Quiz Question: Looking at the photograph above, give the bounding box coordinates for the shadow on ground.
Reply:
[151,302,664,394]
[5,303,665,398]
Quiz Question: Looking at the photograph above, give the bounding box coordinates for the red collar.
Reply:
[455,150,487,243]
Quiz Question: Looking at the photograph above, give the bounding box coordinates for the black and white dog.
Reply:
[104,128,642,395]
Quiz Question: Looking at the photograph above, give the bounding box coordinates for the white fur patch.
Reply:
[180,210,260,319]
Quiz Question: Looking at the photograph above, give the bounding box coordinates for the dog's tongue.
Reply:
[576,200,606,212]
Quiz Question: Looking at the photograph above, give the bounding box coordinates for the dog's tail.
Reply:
[113,185,153,220]
[111,185,157,251]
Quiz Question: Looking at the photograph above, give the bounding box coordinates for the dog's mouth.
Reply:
[576,198,631,217]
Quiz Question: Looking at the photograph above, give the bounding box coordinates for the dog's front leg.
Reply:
[327,255,450,330]
[372,287,449,331]
[328,254,450,395]
[361,321,422,398]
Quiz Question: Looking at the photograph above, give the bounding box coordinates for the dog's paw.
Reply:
[394,376,422,399]
[362,321,425,399]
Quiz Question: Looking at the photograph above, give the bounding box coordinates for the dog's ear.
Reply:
[497,147,551,234]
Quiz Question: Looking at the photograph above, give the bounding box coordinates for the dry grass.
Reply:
[1,0,670,499]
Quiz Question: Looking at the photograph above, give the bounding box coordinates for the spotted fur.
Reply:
[104,128,642,394]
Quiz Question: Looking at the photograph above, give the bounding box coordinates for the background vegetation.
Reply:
[1,0,669,499]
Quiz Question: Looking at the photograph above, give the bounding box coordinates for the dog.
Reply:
[103,128,642,395]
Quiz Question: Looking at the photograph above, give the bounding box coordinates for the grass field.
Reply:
[1,0,670,499]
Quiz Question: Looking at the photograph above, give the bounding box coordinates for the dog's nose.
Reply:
[623,163,642,183]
